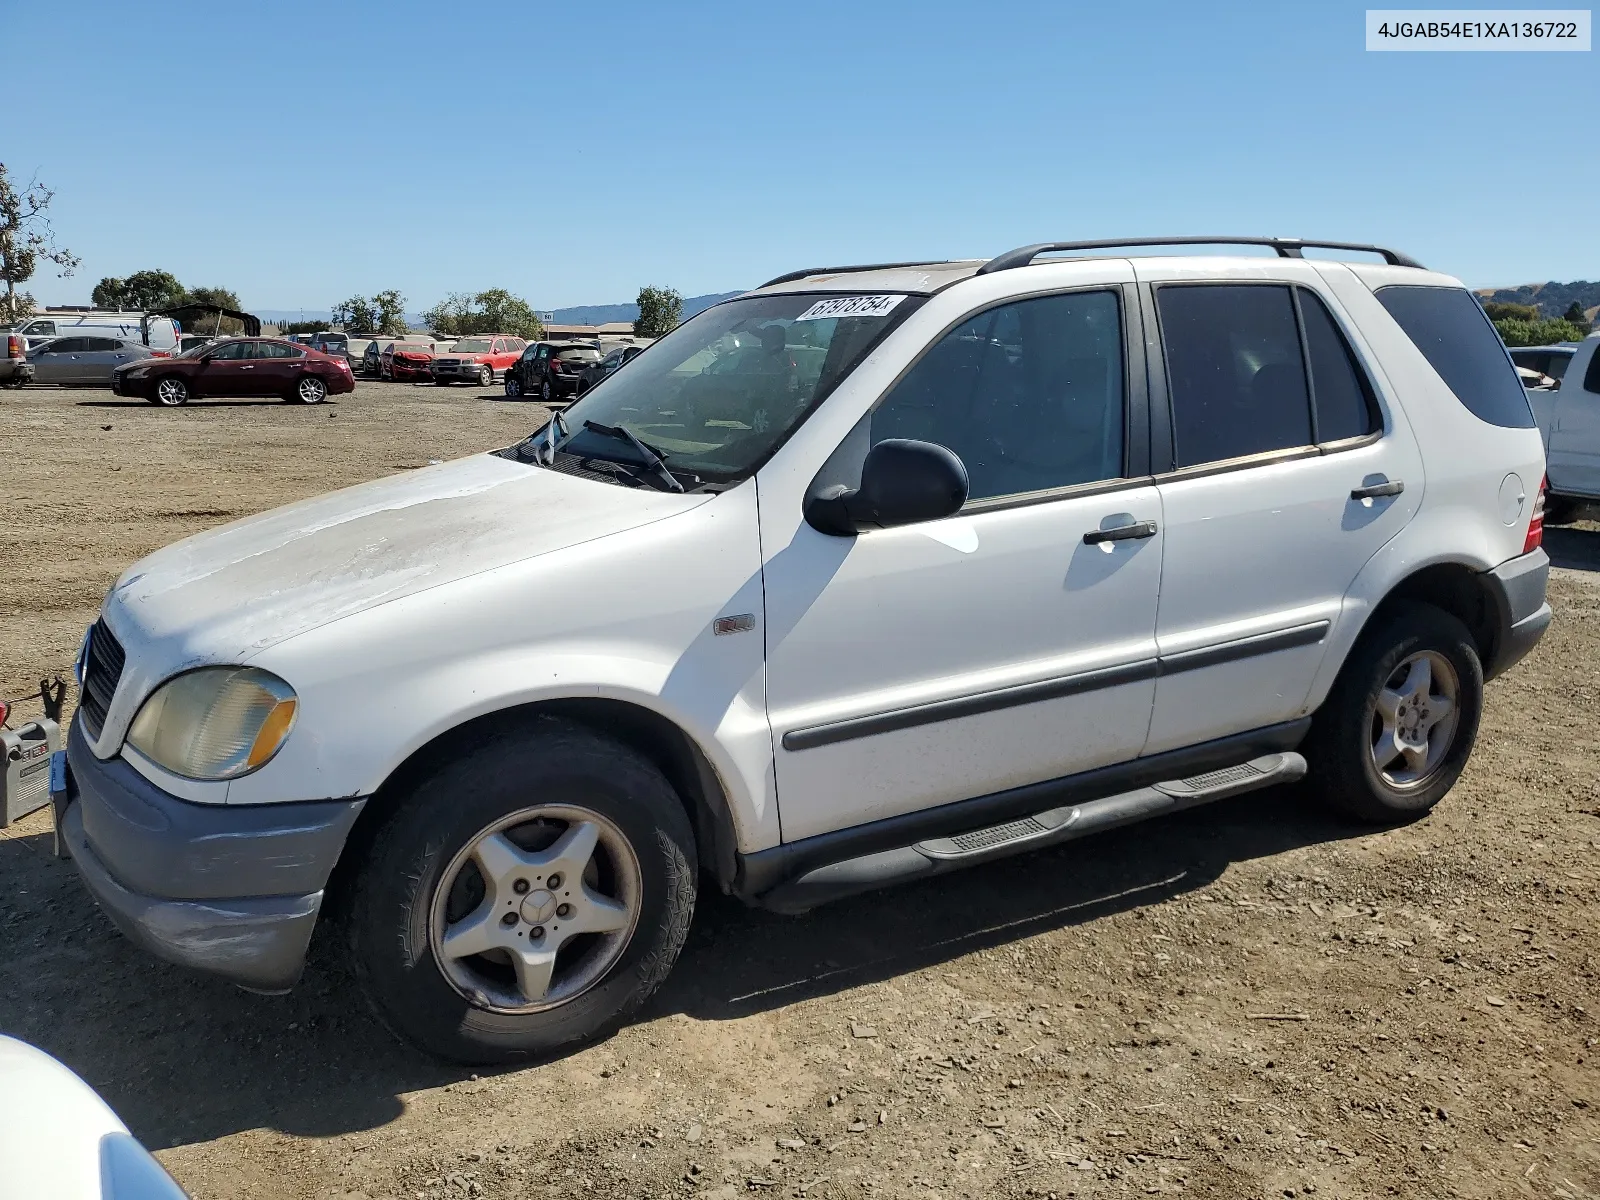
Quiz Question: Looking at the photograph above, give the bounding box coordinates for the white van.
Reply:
[14,310,180,353]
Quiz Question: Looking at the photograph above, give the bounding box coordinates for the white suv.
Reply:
[55,238,1551,1063]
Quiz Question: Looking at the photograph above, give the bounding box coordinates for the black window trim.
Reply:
[839,281,1152,518]
[1146,278,1389,481]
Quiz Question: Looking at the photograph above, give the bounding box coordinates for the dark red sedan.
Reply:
[110,337,356,406]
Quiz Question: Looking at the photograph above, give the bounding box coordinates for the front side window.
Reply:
[509,291,925,488]
[1158,284,1311,468]
[208,341,249,361]
[869,290,1126,502]
[24,321,56,336]
[1375,285,1533,429]
[84,337,121,351]
[42,337,84,354]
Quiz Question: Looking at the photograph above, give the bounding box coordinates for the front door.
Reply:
[31,338,85,384]
[763,279,1166,842]
[197,340,254,395]
[1548,351,1600,499]
[1135,266,1424,754]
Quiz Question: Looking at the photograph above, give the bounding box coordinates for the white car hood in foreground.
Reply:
[0,1036,185,1199]
[106,452,707,668]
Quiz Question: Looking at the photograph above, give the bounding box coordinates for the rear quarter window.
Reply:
[1375,285,1533,429]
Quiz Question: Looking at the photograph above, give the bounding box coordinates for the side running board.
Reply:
[758,753,1306,915]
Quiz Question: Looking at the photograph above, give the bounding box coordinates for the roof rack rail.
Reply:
[975,237,1424,275]
[757,260,955,289]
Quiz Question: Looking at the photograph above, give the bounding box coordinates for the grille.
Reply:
[950,816,1046,853]
[1177,763,1261,791]
[79,619,125,739]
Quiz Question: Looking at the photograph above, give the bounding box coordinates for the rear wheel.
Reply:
[153,376,189,407]
[540,377,553,403]
[1305,603,1483,823]
[295,375,328,404]
[346,719,697,1063]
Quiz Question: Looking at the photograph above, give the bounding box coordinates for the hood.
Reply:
[106,453,708,667]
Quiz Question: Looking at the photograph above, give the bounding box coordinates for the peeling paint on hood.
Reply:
[107,453,707,665]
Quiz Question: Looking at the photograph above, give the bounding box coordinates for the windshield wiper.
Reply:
[581,420,685,493]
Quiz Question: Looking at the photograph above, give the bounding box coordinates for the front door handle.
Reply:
[1084,520,1158,545]
[1351,479,1404,500]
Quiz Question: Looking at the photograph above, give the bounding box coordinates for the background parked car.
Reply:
[383,340,444,381]
[26,336,160,386]
[432,335,526,386]
[1516,365,1557,391]
[1510,344,1579,385]
[503,339,601,400]
[10,309,180,353]
[0,331,32,388]
[178,333,224,354]
[312,331,353,365]
[574,342,643,396]
[112,336,354,406]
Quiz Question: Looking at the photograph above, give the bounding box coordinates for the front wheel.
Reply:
[153,376,189,407]
[346,719,697,1063]
[295,375,328,404]
[478,364,494,387]
[1305,603,1484,823]
[505,374,522,399]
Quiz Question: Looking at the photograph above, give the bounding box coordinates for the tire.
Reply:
[1304,602,1484,824]
[346,718,697,1064]
[153,376,189,407]
[540,377,553,404]
[479,364,494,388]
[505,374,522,399]
[295,375,328,404]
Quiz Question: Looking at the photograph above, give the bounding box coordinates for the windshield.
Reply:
[452,338,493,353]
[510,292,923,487]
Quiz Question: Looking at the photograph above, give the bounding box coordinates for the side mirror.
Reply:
[805,439,969,536]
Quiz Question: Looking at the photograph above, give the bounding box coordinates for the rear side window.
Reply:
[1157,284,1311,468]
[1296,289,1378,442]
[1585,347,1600,394]
[1375,285,1533,429]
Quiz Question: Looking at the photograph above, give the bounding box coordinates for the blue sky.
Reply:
[8,0,1595,312]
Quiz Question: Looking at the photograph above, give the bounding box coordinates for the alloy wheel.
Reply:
[1369,650,1460,789]
[298,376,327,403]
[155,377,188,406]
[428,805,643,1014]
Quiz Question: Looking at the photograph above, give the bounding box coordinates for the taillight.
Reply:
[1523,475,1547,554]
[6,334,20,358]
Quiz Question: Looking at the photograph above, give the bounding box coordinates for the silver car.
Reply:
[27,336,159,386]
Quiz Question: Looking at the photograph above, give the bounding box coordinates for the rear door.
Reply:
[1136,263,1424,754]
[76,337,127,385]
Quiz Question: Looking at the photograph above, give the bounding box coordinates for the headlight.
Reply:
[125,667,297,780]
[127,367,149,378]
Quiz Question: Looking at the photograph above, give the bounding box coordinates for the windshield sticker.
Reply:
[793,294,908,322]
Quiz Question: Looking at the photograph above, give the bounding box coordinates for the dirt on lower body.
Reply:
[1,381,1597,1200]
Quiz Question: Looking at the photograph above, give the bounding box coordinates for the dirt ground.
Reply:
[2,379,1598,1200]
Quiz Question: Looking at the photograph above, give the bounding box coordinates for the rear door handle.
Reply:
[1083,520,1158,545]
[1351,479,1404,500]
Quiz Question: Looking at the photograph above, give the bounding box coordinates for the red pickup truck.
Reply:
[431,335,527,386]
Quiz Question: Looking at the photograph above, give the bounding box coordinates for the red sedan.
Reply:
[110,337,356,406]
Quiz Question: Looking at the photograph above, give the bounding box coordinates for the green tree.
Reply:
[1483,301,1540,323]
[0,163,79,324]
[276,320,324,336]
[633,285,683,338]
[373,289,408,335]
[333,295,380,335]
[178,285,246,333]
[91,269,184,312]
[422,289,543,340]
[1562,301,1592,331]
[1492,316,1591,347]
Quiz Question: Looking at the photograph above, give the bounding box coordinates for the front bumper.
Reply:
[1482,547,1552,681]
[433,361,489,379]
[60,719,365,992]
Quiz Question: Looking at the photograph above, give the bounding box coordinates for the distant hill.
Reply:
[253,290,746,332]
[1475,280,1600,323]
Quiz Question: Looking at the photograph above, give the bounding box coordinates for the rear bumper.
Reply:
[2,360,35,386]
[60,719,365,992]
[1482,547,1551,681]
